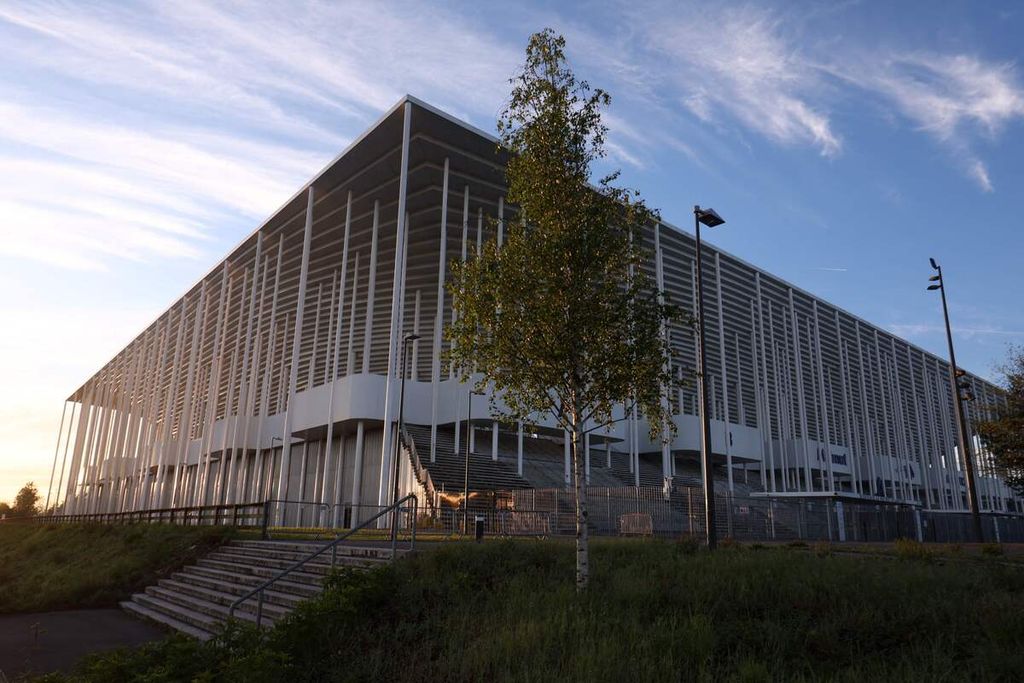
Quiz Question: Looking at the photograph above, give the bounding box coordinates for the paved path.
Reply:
[0,608,165,679]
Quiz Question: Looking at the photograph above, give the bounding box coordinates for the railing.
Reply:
[403,426,438,512]
[25,502,265,528]
[229,493,418,627]
[260,499,331,539]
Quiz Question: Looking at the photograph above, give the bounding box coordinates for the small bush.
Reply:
[719,536,739,550]
[676,534,701,554]
[981,543,1005,557]
[894,538,932,561]
[813,542,833,557]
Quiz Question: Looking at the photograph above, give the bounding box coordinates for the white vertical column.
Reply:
[252,238,284,504]
[379,100,413,508]
[714,253,733,492]
[322,192,353,516]
[563,432,571,486]
[584,432,591,485]
[654,225,671,487]
[196,270,232,506]
[811,302,835,491]
[45,403,69,512]
[277,186,317,505]
[430,158,450,463]
[787,290,812,492]
[362,204,381,374]
[152,301,189,508]
[170,283,208,506]
[54,402,79,513]
[350,421,366,525]
[854,323,878,496]
[491,421,499,461]
[754,275,776,492]
[517,421,524,477]
[234,238,266,503]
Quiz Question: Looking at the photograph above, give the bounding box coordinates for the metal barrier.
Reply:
[414,485,1024,544]
[27,502,266,528]
[229,494,418,627]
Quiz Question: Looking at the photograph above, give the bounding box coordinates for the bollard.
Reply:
[474,515,485,542]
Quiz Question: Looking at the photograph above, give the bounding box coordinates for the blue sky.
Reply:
[1,0,1022,502]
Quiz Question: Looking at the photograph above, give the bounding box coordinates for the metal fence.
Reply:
[19,486,1024,544]
[425,485,1024,544]
[25,502,265,529]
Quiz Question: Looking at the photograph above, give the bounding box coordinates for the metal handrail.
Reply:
[229,493,418,627]
[260,499,331,539]
[402,426,437,512]
[30,501,265,527]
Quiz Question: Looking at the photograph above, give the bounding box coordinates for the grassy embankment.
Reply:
[0,523,234,613]
[42,538,1024,682]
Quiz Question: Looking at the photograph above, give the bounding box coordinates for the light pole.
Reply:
[392,333,421,509]
[694,205,725,550]
[927,258,983,541]
[463,389,483,535]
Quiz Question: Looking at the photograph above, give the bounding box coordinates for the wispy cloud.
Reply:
[887,323,1024,339]
[834,52,1024,191]
[627,4,842,157]
[813,267,848,272]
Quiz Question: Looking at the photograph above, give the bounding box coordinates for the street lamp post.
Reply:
[463,389,483,535]
[694,205,725,550]
[392,333,421,511]
[927,258,983,542]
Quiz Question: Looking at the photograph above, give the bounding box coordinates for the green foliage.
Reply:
[446,29,679,438]
[894,538,933,561]
[982,543,1005,557]
[1,481,41,518]
[47,540,1024,682]
[978,344,1024,495]
[0,523,233,613]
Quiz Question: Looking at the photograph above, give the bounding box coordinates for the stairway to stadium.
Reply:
[405,424,531,492]
[121,539,405,640]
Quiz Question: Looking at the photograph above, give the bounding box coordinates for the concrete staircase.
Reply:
[406,424,531,492]
[121,539,403,640]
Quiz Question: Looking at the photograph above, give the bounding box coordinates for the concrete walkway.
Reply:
[0,608,165,679]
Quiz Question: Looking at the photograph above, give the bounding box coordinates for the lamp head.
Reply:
[929,257,939,271]
[403,333,422,342]
[927,284,941,291]
[694,206,725,227]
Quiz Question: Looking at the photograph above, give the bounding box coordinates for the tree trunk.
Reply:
[571,421,589,591]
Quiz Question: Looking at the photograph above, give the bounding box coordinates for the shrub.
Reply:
[813,542,833,557]
[894,538,932,561]
[676,534,701,554]
[981,543,1005,557]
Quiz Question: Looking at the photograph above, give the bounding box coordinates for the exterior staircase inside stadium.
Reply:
[121,539,404,640]
[405,424,531,494]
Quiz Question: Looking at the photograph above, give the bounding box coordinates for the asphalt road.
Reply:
[0,608,165,679]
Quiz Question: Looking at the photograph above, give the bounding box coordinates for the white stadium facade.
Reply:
[44,97,1022,537]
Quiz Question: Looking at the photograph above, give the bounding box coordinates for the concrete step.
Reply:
[226,540,397,565]
[132,592,229,634]
[120,599,214,641]
[171,570,307,607]
[157,578,294,617]
[196,557,325,586]
[144,585,275,627]
[205,549,383,575]
[181,565,321,598]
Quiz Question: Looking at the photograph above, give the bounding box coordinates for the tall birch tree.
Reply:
[447,30,680,591]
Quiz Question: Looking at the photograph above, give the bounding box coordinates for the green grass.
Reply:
[0,523,234,613]
[42,538,1024,682]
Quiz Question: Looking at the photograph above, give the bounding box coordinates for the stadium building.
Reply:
[46,96,1022,526]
